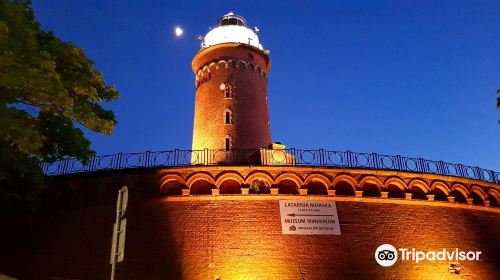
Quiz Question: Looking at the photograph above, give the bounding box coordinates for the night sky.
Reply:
[32,0,500,170]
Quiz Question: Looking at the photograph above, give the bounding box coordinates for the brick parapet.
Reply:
[48,165,500,209]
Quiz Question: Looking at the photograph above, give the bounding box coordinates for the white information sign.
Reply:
[279,200,341,235]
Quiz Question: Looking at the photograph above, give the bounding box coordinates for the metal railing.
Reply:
[41,148,500,184]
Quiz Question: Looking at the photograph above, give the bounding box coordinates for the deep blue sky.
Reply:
[32,1,499,170]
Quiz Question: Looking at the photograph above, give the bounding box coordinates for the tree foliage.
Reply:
[0,0,119,209]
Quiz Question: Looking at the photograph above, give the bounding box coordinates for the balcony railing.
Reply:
[41,148,500,184]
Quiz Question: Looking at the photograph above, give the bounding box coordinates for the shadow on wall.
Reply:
[3,179,184,280]
[27,200,184,280]
[464,210,500,277]
[116,200,183,279]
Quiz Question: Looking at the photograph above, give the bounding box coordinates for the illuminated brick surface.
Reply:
[3,195,497,280]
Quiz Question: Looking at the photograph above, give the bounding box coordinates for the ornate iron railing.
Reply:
[41,148,500,184]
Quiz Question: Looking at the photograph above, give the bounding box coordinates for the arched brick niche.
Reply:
[216,172,245,194]
[359,176,383,197]
[219,179,242,194]
[186,172,216,195]
[332,174,356,196]
[488,189,500,207]
[450,183,469,203]
[275,173,302,195]
[304,174,329,195]
[307,181,328,195]
[159,174,185,196]
[408,179,430,200]
[384,177,407,198]
[276,179,299,195]
[161,180,183,196]
[430,181,450,201]
[246,171,273,194]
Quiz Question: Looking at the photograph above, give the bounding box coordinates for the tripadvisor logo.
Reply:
[375,244,398,267]
[375,244,482,267]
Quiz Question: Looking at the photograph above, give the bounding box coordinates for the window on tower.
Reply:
[225,109,233,124]
[221,82,233,98]
[225,135,232,150]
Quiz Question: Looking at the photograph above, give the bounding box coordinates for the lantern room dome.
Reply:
[201,12,263,50]
[215,13,248,27]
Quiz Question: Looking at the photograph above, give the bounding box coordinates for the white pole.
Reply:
[110,188,124,280]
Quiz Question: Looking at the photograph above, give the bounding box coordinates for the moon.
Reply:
[175,26,183,37]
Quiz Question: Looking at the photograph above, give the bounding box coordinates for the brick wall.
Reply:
[11,195,499,280]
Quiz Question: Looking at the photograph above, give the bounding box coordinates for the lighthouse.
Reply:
[191,13,272,163]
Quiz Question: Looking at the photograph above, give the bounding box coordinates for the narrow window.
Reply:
[225,110,232,124]
[225,136,232,150]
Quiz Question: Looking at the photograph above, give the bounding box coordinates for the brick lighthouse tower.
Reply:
[191,13,272,163]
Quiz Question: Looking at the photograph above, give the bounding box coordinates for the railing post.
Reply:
[291,148,296,165]
[117,153,123,169]
[346,150,352,168]
[485,170,492,183]
[174,149,179,166]
[88,156,94,172]
[169,150,175,165]
[370,153,377,169]
[437,160,446,175]
[418,158,426,173]
[474,167,482,181]
[319,149,324,166]
[84,157,91,172]
[491,171,498,184]
[84,157,90,172]
[59,159,66,174]
[395,155,403,171]
[145,151,150,167]
[63,158,70,174]
[456,164,465,178]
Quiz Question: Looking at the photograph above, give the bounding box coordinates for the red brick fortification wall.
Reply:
[191,43,272,151]
[23,196,500,280]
